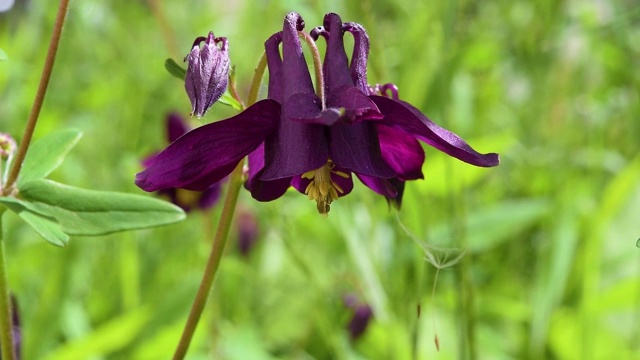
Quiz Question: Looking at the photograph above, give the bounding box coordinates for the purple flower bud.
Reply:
[236,208,259,256]
[0,132,16,160]
[184,32,230,118]
[343,296,373,340]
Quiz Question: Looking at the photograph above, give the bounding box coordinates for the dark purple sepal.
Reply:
[343,21,370,93]
[384,178,405,210]
[329,122,395,178]
[135,99,280,192]
[377,124,425,181]
[326,85,383,123]
[244,128,293,201]
[321,13,352,92]
[371,95,500,167]
[355,173,398,198]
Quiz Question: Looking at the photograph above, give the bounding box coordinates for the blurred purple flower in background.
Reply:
[344,295,373,340]
[184,32,230,118]
[235,207,259,256]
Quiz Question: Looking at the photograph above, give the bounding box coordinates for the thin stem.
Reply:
[2,0,71,195]
[247,53,267,106]
[172,163,243,359]
[298,31,325,108]
[227,68,245,109]
[0,209,16,360]
[147,0,180,58]
[172,55,268,359]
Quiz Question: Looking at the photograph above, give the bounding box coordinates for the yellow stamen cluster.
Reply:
[301,160,349,215]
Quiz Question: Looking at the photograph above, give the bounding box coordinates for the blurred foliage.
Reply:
[1,0,639,359]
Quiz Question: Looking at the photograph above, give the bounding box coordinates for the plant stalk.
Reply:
[0,210,15,360]
[2,0,71,195]
[172,162,244,359]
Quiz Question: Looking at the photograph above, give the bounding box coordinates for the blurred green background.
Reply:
[1,0,639,359]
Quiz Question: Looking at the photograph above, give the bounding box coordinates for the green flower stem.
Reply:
[298,32,325,108]
[247,52,267,106]
[2,0,71,195]
[172,54,268,359]
[0,209,15,360]
[172,163,244,359]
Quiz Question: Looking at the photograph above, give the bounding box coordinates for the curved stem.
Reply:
[172,54,268,359]
[0,209,15,360]
[298,31,325,108]
[247,52,267,106]
[2,0,71,195]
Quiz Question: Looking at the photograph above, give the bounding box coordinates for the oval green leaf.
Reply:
[0,197,69,246]
[18,180,186,236]
[19,129,82,185]
[164,58,186,80]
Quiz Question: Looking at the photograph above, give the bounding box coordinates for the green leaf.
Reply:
[0,197,69,246]
[19,129,82,185]
[18,180,185,236]
[164,58,186,80]
[43,307,151,360]
[217,91,244,111]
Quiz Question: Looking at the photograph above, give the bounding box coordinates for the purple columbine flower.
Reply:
[184,32,230,117]
[135,12,499,214]
[307,13,500,208]
[142,113,222,212]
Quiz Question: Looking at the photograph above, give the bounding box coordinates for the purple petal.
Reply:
[166,112,190,143]
[355,173,397,198]
[322,13,352,91]
[265,32,283,102]
[371,95,500,167]
[136,99,280,192]
[282,12,315,99]
[385,178,405,210]
[343,22,371,93]
[285,93,344,126]
[262,18,330,182]
[246,143,292,202]
[260,98,328,180]
[326,85,382,123]
[376,125,424,180]
[329,122,394,178]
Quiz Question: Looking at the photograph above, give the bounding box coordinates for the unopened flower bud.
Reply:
[184,32,230,118]
[344,295,373,340]
[0,132,16,160]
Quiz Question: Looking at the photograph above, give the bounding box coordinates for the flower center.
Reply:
[301,160,349,215]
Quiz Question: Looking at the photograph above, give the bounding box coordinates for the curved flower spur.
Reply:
[135,12,499,215]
